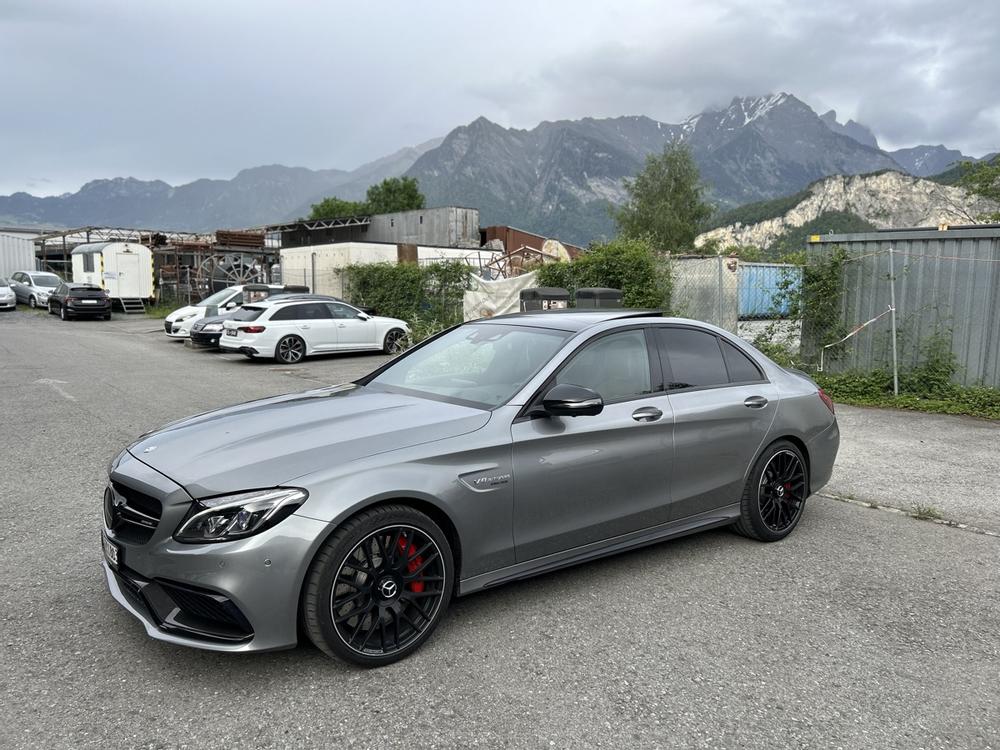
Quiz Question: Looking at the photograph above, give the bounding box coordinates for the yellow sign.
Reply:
[808,234,821,243]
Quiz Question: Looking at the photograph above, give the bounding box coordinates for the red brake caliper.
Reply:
[397,535,425,593]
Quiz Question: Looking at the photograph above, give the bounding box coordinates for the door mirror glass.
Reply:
[541,383,604,417]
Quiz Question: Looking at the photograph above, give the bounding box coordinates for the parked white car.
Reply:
[220,298,410,363]
[163,284,292,338]
[0,277,17,310]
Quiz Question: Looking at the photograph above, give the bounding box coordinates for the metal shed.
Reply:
[0,232,36,276]
[808,225,1000,388]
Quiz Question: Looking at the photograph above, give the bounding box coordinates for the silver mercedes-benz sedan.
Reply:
[102,310,839,666]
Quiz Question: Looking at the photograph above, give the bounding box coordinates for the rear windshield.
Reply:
[231,306,264,322]
[69,284,103,292]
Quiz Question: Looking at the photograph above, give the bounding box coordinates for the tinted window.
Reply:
[328,303,358,319]
[721,339,764,383]
[555,329,652,401]
[271,303,331,321]
[657,328,729,389]
[232,306,264,322]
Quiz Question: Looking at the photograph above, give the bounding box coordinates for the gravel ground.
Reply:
[1,309,998,749]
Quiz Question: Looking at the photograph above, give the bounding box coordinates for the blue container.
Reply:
[738,263,802,319]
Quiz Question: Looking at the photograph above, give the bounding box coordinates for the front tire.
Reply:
[382,328,408,354]
[29,296,37,309]
[732,440,808,542]
[302,504,454,667]
[47,301,55,315]
[60,305,68,321]
[275,335,305,364]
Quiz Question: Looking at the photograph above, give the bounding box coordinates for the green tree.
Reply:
[308,196,367,220]
[958,159,1000,222]
[365,176,426,214]
[615,143,713,252]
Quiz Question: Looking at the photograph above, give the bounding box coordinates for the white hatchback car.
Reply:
[220,298,410,363]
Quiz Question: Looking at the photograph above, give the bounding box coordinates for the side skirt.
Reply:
[457,503,741,596]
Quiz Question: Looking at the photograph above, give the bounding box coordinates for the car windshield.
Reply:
[31,274,61,288]
[369,323,571,408]
[197,287,238,306]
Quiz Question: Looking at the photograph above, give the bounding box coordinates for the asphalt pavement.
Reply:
[1,308,997,749]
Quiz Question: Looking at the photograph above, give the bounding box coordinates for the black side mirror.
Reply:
[541,383,604,417]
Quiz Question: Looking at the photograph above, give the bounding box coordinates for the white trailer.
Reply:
[71,242,153,312]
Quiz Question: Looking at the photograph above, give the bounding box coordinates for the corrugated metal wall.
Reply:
[809,228,1000,387]
[0,233,36,276]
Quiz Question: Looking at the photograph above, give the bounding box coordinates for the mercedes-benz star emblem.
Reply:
[378,579,398,598]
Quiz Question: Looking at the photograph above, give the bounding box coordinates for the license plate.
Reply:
[102,533,121,569]
[225,328,237,336]
[81,300,97,304]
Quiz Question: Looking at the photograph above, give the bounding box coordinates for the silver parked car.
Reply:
[102,311,840,666]
[0,277,16,310]
[9,270,62,308]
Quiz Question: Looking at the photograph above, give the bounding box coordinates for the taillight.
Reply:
[238,325,266,334]
[818,388,835,415]
[65,296,78,303]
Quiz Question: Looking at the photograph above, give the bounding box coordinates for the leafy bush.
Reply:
[535,237,671,309]
[343,261,468,342]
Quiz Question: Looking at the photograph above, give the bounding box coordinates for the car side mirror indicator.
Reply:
[541,383,604,417]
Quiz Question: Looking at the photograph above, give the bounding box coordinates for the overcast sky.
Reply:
[2,0,998,195]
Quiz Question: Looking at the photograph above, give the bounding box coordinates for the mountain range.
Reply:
[0,94,991,245]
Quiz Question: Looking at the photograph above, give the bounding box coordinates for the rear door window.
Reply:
[721,339,764,383]
[656,328,729,390]
[271,303,332,321]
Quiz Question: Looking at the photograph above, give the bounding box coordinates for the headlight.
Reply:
[174,488,308,543]
[202,323,224,332]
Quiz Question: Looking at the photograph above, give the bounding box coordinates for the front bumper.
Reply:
[190,330,222,347]
[103,451,330,652]
[164,320,192,337]
[0,299,14,309]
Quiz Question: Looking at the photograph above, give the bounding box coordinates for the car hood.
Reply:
[165,305,204,322]
[128,384,490,498]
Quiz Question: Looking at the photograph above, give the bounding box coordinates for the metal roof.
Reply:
[70,242,115,255]
[809,225,1000,243]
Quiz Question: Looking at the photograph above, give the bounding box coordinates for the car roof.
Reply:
[477,309,664,332]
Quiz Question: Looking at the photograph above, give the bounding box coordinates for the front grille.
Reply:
[105,482,162,544]
[164,321,173,334]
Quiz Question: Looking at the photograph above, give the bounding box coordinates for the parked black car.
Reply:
[48,282,112,320]
[190,294,368,348]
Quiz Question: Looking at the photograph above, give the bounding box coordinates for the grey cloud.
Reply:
[1,0,997,196]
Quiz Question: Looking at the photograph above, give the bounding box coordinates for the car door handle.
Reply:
[632,406,663,422]
[337,323,346,328]
[299,324,311,330]
[744,395,769,409]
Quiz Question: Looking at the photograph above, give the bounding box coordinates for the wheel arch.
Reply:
[751,434,811,484]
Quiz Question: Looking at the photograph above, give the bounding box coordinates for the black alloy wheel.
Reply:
[733,440,808,542]
[276,335,305,364]
[303,504,453,667]
[383,328,408,355]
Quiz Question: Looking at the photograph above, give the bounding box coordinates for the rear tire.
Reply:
[732,440,808,542]
[103,314,112,321]
[275,335,306,364]
[302,504,454,667]
[60,305,68,321]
